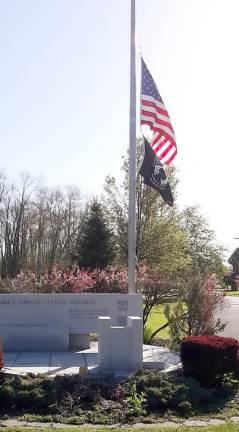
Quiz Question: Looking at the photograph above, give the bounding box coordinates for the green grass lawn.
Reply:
[145,304,170,339]
[224,291,239,296]
[1,424,239,432]
[145,290,239,340]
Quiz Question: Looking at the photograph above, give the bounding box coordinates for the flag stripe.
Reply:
[162,148,177,164]
[141,94,167,111]
[152,132,167,147]
[152,133,166,146]
[155,141,171,156]
[141,98,169,117]
[152,136,168,152]
[157,141,175,160]
[152,132,177,165]
[141,118,176,142]
[141,106,172,126]
[141,109,174,132]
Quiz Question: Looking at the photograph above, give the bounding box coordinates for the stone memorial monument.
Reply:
[0,293,142,352]
[98,315,143,371]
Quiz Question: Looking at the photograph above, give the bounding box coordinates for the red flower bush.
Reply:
[181,335,239,386]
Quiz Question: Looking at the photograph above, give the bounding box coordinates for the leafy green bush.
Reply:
[16,389,33,407]
[32,388,51,409]
[146,387,172,409]
[215,373,239,398]
[126,382,145,414]
[178,400,192,416]
[0,383,14,403]
[135,369,170,391]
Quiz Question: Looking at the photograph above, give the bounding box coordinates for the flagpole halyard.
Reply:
[128,0,136,294]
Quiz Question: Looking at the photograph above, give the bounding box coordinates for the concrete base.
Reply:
[2,342,181,376]
[69,334,90,350]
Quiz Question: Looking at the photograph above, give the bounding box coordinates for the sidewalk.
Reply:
[1,417,239,429]
[2,342,181,377]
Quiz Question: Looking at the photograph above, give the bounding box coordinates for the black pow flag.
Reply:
[139,137,173,206]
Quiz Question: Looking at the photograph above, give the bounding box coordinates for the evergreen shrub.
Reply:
[181,335,239,386]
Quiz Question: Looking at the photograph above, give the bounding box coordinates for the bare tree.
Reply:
[0,175,85,278]
[0,174,35,277]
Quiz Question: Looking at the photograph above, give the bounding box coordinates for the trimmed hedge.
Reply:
[0,337,3,370]
[180,335,239,386]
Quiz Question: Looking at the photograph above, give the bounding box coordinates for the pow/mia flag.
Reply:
[139,137,173,206]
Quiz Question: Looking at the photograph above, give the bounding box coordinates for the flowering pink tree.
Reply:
[90,266,128,293]
[0,267,95,294]
[0,263,171,331]
[0,265,128,294]
[136,263,176,327]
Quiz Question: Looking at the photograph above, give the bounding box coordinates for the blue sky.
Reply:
[1,0,239,257]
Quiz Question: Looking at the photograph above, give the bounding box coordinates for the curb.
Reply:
[0,417,239,429]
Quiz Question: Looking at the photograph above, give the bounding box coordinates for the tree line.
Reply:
[0,139,228,343]
[0,139,225,281]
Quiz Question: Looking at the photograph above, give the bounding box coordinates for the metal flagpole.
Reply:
[128,0,136,294]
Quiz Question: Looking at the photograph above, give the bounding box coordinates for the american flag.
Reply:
[141,58,177,165]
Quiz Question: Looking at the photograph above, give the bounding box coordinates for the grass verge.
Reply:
[224,291,239,297]
[145,305,170,339]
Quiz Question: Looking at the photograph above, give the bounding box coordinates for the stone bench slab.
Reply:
[0,326,69,352]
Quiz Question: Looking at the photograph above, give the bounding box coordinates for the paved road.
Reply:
[217,296,239,339]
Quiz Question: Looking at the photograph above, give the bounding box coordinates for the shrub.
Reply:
[215,373,239,398]
[145,386,173,409]
[178,378,213,406]
[181,335,239,386]
[30,388,48,409]
[177,400,192,416]
[0,369,237,421]
[135,369,170,392]
[16,389,33,407]
[135,370,214,415]
[164,272,226,345]
[0,337,4,370]
[141,373,214,415]
[0,384,14,404]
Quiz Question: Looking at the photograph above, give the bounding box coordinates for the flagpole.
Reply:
[128,0,136,294]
